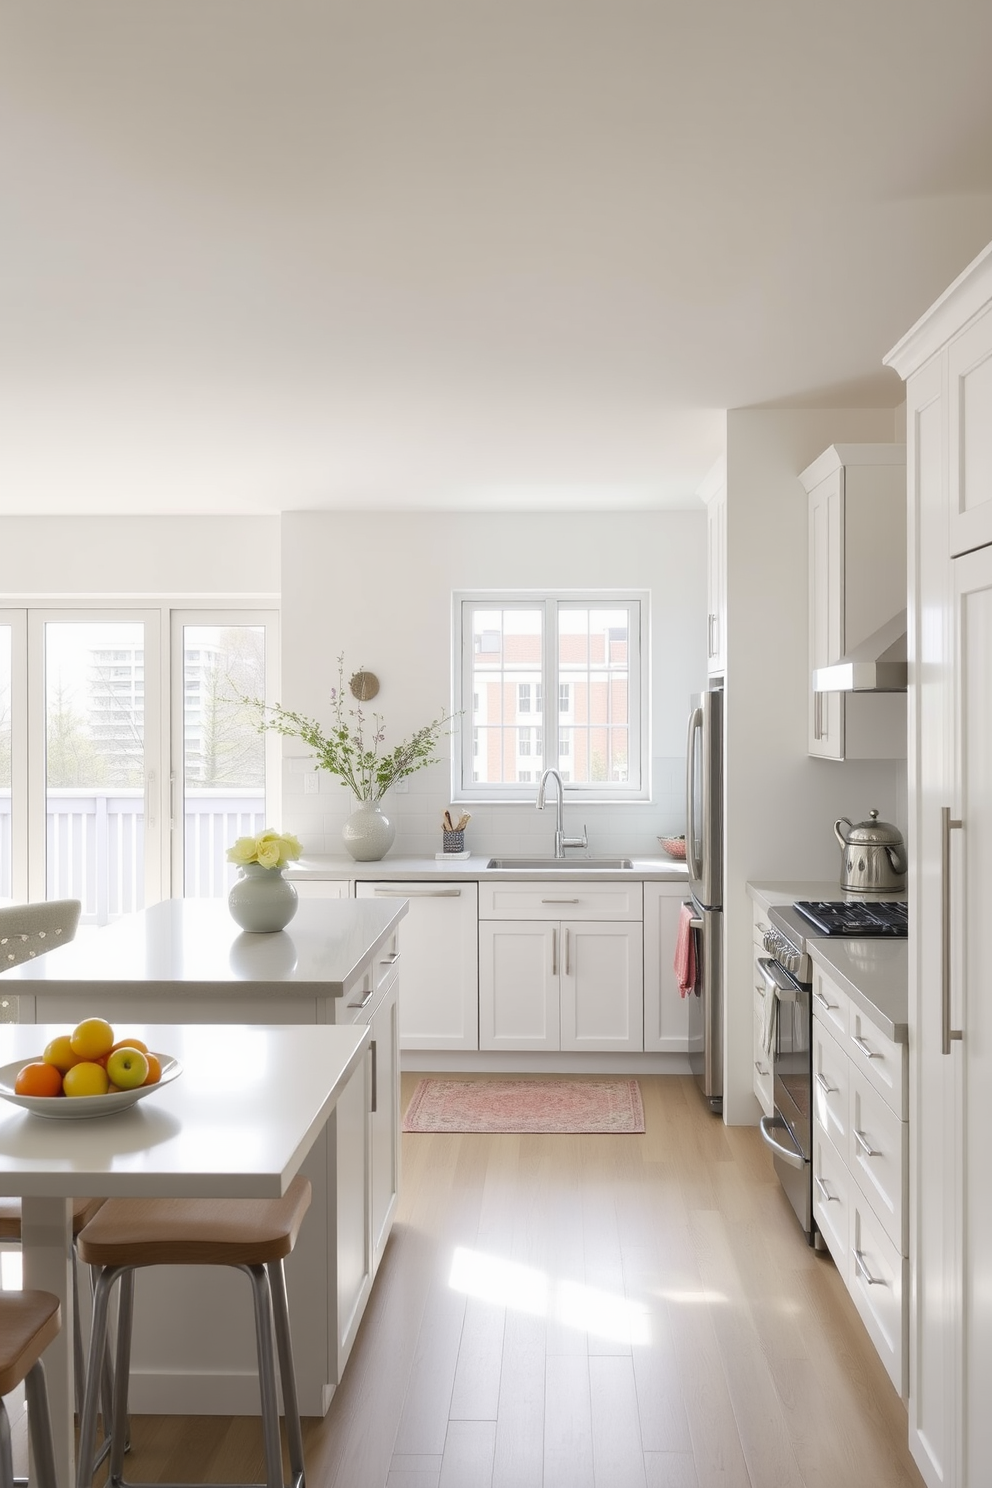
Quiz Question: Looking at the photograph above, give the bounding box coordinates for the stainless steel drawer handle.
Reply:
[854,1248,882,1286]
[941,804,964,1055]
[853,1127,880,1158]
[379,951,400,965]
[814,1174,838,1203]
[852,1034,880,1060]
[813,988,836,1011]
[373,888,462,897]
[814,1072,836,1095]
[347,986,374,1010]
[541,897,580,904]
[754,1060,769,1078]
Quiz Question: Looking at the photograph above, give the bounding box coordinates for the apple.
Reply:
[42,1034,83,1073]
[63,1061,110,1098]
[105,1046,149,1090]
[70,1017,115,1061]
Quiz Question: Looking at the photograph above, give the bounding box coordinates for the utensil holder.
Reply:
[442,830,465,854]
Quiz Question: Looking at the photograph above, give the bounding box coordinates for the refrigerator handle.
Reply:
[685,705,703,885]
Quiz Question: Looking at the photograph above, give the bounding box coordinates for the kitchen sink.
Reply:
[486,856,634,870]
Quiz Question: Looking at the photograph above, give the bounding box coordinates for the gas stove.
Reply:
[764,897,908,985]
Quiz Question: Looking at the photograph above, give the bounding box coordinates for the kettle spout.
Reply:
[834,817,852,850]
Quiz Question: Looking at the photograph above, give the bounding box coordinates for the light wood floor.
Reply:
[17,1073,926,1488]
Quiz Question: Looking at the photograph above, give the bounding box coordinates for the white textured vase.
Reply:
[342,800,396,862]
[228,862,299,933]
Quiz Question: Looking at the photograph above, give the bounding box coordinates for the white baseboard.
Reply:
[400,1050,691,1074]
[126,1369,334,1417]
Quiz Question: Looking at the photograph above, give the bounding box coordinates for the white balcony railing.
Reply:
[0,789,266,925]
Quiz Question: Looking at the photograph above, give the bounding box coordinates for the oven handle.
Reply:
[756,956,801,1003]
[758,1115,807,1171]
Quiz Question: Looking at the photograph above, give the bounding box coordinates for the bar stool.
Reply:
[0,1290,61,1488]
[0,1198,113,1433]
[75,1174,312,1488]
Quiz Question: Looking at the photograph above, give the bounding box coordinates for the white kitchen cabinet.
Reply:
[293,880,353,899]
[355,881,479,1050]
[799,443,907,760]
[810,965,909,1398]
[885,239,992,1488]
[643,882,691,1053]
[698,455,727,678]
[478,881,643,1053]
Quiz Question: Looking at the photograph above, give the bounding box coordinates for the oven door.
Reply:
[757,957,814,1242]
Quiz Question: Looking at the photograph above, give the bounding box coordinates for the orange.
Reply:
[70,1018,115,1061]
[63,1062,110,1098]
[141,1052,162,1085]
[42,1034,83,1073]
[110,1036,148,1055]
[15,1061,64,1098]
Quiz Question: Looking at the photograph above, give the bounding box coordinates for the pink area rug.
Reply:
[402,1077,645,1134]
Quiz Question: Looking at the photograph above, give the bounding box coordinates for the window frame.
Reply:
[453,591,648,803]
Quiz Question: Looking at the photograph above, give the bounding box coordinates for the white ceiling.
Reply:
[3,1,992,516]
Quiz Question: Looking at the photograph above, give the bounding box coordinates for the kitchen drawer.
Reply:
[752,1005,773,1117]
[850,1191,907,1398]
[812,1017,850,1156]
[477,881,642,922]
[813,1124,851,1278]
[848,1002,907,1119]
[850,1064,908,1255]
[752,904,773,951]
[811,966,849,1048]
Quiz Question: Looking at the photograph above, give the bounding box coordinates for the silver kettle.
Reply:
[833,809,907,894]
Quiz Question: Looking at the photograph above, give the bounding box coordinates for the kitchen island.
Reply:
[3,896,408,1416]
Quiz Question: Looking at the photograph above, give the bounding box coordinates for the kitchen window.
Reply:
[453,592,647,801]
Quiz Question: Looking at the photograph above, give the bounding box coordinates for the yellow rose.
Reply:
[226,836,261,865]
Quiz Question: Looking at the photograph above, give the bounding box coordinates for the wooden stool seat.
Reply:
[0,1292,61,1398]
[75,1184,311,1269]
[0,1196,104,1241]
[0,1292,61,1488]
[74,1175,312,1488]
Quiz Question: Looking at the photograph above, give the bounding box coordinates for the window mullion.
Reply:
[544,599,558,777]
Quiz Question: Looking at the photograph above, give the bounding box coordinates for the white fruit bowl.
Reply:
[0,1053,182,1119]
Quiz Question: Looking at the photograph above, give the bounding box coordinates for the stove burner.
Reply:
[793,899,908,937]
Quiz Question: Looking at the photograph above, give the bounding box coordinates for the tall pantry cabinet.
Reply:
[885,239,992,1488]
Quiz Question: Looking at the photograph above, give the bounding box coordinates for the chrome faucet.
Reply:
[536,767,588,859]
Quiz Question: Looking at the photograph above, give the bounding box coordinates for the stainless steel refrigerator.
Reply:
[685,687,723,1112]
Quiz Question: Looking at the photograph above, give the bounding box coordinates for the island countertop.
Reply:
[2,895,407,999]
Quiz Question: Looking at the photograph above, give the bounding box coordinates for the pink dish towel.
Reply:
[674,902,697,997]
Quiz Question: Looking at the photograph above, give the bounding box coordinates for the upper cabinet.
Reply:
[799,444,907,761]
[698,456,727,678]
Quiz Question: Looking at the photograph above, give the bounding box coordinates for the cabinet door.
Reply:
[479,920,558,1050]
[948,304,992,557]
[333,1044,373,1380]
[369,970,400,1270]
[954,544,992,1487]
[808,466,844,758]
[560,921,642,1052]
[643,883,689,1052]
[356,883,479,1049]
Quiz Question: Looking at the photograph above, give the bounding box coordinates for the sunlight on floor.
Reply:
[448,1245,651,1345]
[657,1287,728,1305]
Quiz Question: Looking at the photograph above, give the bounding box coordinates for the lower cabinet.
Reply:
[643,882,691,1052]
[478,881,644,1052]
[355,881,478,1049]
[811,963,908,1396]
[751,903,774,1115]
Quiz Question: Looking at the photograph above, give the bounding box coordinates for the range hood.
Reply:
[812,610,907,693]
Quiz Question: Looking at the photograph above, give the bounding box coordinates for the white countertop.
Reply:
[2,896,407,997]
[747,879,908,1041]
[289,852,690,882]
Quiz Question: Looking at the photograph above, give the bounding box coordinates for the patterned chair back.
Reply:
[0,900,82,1021]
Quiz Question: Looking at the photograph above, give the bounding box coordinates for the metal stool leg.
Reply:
[23,1361,59,1488]
[266,1261,304,1488]
[0,1398,15,1488]
[244,1267,283,1488]
[77,1266,123,1488]
[108,1273,135,1488]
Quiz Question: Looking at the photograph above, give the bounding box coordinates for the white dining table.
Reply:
[0,1020,370,1488]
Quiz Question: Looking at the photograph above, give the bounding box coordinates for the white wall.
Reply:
[279,509,707,859]
[0,516,280,594]
[723,406,905,1124]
